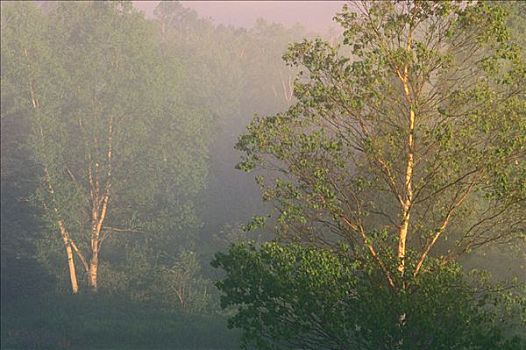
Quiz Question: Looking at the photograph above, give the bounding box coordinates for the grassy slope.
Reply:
[1,294,240,350]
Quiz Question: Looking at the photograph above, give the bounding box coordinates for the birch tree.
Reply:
[1,1,210,293]
[237,0,526,289]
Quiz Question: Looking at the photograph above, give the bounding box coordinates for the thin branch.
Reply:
[413,178,476,276]
[341,215,396,289]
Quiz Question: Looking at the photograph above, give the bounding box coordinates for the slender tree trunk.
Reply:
[88,248,99,292]
[51,179,81,294]
[65,245,79,294]
[397,110,415,275]
[398,108,414,275]
[86,118,112,293]
[88,209,102,293]
[57,219,80,294]
[398,208,411,274]
[87,192,108,293]
[61,235,79,294]
[397,30,415,277]
[25,47,82,294]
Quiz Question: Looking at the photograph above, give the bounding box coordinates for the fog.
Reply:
[1,1,524,349]
[134,1,346,33]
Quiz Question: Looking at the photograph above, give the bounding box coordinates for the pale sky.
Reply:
[133,1,348,34]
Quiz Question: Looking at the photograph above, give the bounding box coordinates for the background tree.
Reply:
[0,3,50,298]
[1,1,320,347]
[1,1,211,294]
[151,0,312,261]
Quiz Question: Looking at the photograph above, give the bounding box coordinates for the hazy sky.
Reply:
[133,1,347,33]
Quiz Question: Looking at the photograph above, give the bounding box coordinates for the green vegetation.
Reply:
[213,242,524,349]
[218,1,525,349]
[1,1,525,349]
[1,293,240,349]
[1,1,304,348]
[236,0,525,281]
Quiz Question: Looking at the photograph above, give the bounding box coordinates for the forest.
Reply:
[0,1,525,349]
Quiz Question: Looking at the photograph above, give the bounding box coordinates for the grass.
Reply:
[1,293,241,350]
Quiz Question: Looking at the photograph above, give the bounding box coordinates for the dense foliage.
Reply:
[213,242,524,349]
[237,0,525,285]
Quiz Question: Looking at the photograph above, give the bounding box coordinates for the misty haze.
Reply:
[1,1,525,349]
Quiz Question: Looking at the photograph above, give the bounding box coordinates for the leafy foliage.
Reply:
[222,1,526,348]
[213,242,525,350]
[1,1,211,292]
[236,0,526,286]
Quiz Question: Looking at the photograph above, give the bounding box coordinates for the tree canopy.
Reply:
[1,1,211,293]
[237,0,525,288]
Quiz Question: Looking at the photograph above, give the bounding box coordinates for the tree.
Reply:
[1,1,210,293]
[236,0,525,289]
[213,242,524,349]
[241,19,306,115]
[218,1,525,347]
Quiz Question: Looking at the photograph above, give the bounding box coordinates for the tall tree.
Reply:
[1,1,210,293]
[237,0,525,289]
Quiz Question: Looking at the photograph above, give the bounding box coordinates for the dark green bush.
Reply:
[212,242,525,350]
